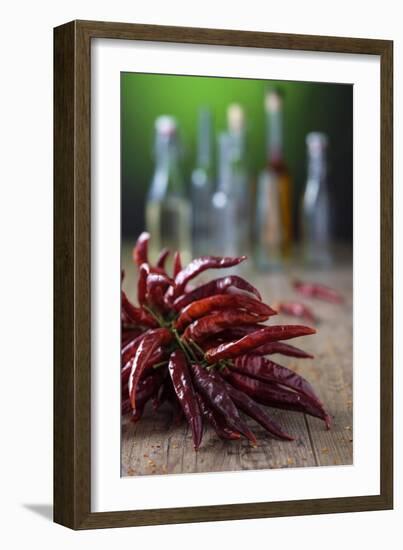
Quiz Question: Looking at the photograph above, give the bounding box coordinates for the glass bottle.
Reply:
[210,132,247,258]
[191,108,213,257]
[145,116,192,265]
[226,104,250,255]
[255,89,292,269]
[300,132,332,267]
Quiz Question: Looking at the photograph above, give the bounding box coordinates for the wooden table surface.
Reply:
[121,245,353,477]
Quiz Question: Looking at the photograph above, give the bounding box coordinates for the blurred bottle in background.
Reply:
[255,89,293,270]
[300,132,332,267]
[210,131,248,258]
[210,104,250,258]
[191,108,214,257]
[146,116,192,265]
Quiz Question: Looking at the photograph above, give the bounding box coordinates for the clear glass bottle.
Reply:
[191,108,213,257]
[210,132,247,258]
[255,89,292,269]
[145,116,191,265]
[300,132,332,267]
[226,104,250,255]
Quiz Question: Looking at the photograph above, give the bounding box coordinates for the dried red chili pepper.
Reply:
[174,255,247,296]
[184,311,270,343]
[175,294,276,331]
[233,355,326,417]
[205,325,316,362]
[173,275,262,311]
[146,272,174,313]
[122,290,157,328]
[128,328,172,409]
[122,347,166,390]
[122,233,330,450]
[133,231,150,267]
[274,301,317,324]
[196,394,241,440]
[225,370,331,428]
[253,341,314,359]
[173,251,183,278]
[191,363,257,444]
[293,280,344,303]
[130,371,165,422]
[168,350,203,450]
[122,328,142,347]
[216,374,294,441]
[156,248,170,270]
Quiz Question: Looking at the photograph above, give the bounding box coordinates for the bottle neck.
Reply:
[196,110,212,172]
[217,134,232,192]
[307,151,327,182]
[267,109,284,167]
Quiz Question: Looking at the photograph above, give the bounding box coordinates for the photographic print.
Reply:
[120,73,353,477]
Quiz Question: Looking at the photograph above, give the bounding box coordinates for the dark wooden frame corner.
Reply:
[54,19,393,530]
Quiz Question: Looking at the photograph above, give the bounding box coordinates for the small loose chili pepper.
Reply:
[274,301,317,324]
[224,370,330,428]
[196,394,241,440]
[175,294,276,331]
[205,325,316,363]
[168,350,203,450]
[293,280,344,304]
[156,248,170,270]
[133,232,149,267]
[216,374,294,441]
[173,275,262,311]
[174,255,247,296]
[190,363,256,444]
[122,290,157,328]
[128,328,172,409]
[233,355,326,416]
[252,341,314,359]
[184,311,270,343]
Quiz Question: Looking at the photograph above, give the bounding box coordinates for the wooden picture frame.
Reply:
[54,20,393,529]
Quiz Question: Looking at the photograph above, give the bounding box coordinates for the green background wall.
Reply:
[121,72,353,243]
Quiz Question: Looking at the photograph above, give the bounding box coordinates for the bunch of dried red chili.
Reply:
[122,233,331,450]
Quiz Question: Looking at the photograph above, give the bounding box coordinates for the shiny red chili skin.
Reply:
[146,272,173,313]
[173,251,183,278]
[174,255,247,296]
[253,341,314,359]
[128,328,172,409]
[173,275,262,312]
[224,370,331,428]
[233,355,327,416]
[133,231,149,267]
[156,248,170,270]
[205,325,316,362]
[196,394,241,440]
[168,350,203,450]
[122,290,157,328]
[216,373,294,441]
[184,310,269,343]
[190,364,256,444]
[130,372,165,422]
[175,294,276,331]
